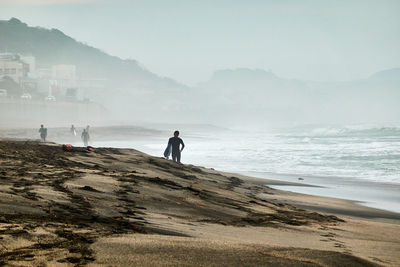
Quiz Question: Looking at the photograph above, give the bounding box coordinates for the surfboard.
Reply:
[163,144,172,158]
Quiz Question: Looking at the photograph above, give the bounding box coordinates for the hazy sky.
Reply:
[1,0,399,84]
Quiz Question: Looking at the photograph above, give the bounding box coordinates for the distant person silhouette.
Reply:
[38,124,47,142]
[81,129,90,146]
[70,124,76,136]
[168,130,185,163]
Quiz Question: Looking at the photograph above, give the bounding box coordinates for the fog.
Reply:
[0,0,399,129]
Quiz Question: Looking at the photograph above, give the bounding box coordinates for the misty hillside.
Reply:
[369,68,400,81]
[0,18,181,88]
[0,18,192,121]
[1,18,399,126]
[195,68,400,125]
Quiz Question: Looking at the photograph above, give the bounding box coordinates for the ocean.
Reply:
[92,124,400,212]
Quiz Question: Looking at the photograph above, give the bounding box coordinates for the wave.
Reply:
[282,125,400,137]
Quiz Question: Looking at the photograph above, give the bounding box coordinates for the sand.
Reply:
[0,140,399,266]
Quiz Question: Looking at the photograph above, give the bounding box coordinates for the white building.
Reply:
[20,55,36,76]
[0,53,29,83]
[36,68,52,79]
[51,64,77,90]
[0,53,37,85]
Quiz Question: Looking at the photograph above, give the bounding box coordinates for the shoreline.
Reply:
[2,135,399,217]
[241,171,400,215]
[0,139,399,265]
[2,134,399,216]
[90,138,400,216]
[219,171,400,222]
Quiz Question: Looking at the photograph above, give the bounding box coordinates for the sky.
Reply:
[1,0,399,85]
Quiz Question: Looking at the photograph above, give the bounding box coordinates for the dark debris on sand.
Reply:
[0,140,351,266]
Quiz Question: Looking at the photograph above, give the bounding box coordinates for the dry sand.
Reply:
[0,140,399,266]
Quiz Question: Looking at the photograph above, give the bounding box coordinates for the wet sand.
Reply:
[0,140,399,266]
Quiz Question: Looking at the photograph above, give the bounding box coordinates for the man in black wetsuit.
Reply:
[168,130,185,163]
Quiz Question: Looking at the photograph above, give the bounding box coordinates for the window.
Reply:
[11,68,16,74]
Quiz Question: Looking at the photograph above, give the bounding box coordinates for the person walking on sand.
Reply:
[81,129,90,147]
[38,124,47,142]
[168,130,185,163]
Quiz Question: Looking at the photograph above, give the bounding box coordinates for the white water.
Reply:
[88,124,400,213]
[93,125,400,184]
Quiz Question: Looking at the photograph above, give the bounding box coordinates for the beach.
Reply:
[0,139,399,266]
[1,2,399,266]
[29,124,398,214]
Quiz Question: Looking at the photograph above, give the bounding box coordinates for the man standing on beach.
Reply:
[70,124,76,136]
[81,129,90,147]
[38,124,47,142]
[168,130,185,163]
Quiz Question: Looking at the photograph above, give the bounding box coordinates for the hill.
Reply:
[0,18,399,126]
[194,67,400,125]
[0,18,191,122]
[369,67,400,81]
[0,18,174,85]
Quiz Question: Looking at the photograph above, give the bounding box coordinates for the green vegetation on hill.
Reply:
[0,18,189,122]
[0,18,175,86]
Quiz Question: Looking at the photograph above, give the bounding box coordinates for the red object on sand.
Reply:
[62,144,73,151]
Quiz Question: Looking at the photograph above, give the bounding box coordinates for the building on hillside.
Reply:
[52,64,76,79]
[37,68,52,79]
[52,65,76,89]
[20,55,36,76]
[34,65,78,100]
[76,78,107,101]
[47,65,77,98]
[0,54,106,102]
[0,53,29,84]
